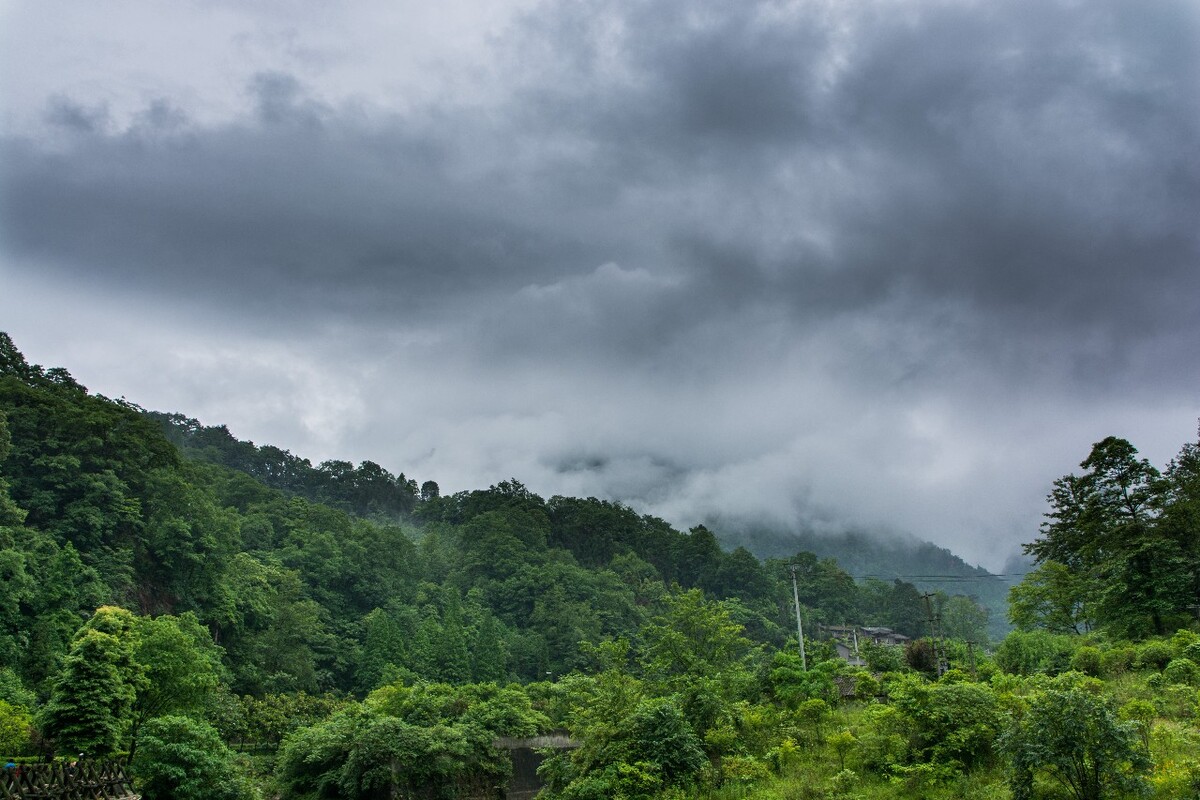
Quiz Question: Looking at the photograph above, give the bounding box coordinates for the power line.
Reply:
[849,572,1033,580]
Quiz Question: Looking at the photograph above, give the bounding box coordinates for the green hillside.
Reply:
[3,331,1200,800]
[714,522,1013,640]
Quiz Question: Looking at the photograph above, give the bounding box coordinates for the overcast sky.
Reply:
[1,0,1197,569]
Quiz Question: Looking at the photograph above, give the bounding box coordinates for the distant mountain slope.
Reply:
[711,521,1013,639]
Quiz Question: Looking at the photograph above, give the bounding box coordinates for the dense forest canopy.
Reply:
[3,330,1199,800]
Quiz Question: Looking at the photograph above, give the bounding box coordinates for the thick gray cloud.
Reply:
[1,0,1197,568]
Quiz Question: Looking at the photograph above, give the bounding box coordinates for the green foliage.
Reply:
[1002,682,1150,800]
[860,640,905,673]
[129,612,227,754]
[543,696,706,798]
[639,589,759,697]
[0,699,33,756]
[1017,433,1200,640]
[827,730,857,772]
[994,630,1077,676]
[1135,640,1174,671]
[795,698,831,745]
[276,681,546,799]
[1100,645,1137,677]
[238,691,348,751]
[1163,657,1200,686]
[855,704,909,773]
[1008,560,1095,634]
[148,412,419,518]
[940,595,991,644]
[39,606,141,756]
[0,668,35,709]
[770,652,839,709]
[890,676,1003,772]
[1069,645,1104,677]
[132,715,255,800]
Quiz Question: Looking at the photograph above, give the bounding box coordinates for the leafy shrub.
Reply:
[277,681,548,800]
[765,737,801,774]
[549,761,664,800]
[827,768,860,798]
[827,730,857,771]
[795,699,831,745]
[994,631,1075,676]
[854,705,908,773]
[1135,641,1174,671]
[1100,646,1136,677]
[860,641,904,674]
[770,655,842,712]
[852,671,880,699]
[1001,685,1150,800]
[1070,646,1103,677]
[0,669,35,709]
[1169,629,1200,658]
[938,668,972,684]
[131,716,254,800]
[0,699,33,756]
[1164,658,1200,686]
[721,755,770,784]
[892,679,1003,772]
[1118,699,1155,750]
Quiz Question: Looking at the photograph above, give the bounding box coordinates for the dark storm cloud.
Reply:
[516,0,1200,342]
[5,0,1198,354]
[2,89,610,323]
[44,96,112,134]
[2,0,1198,566]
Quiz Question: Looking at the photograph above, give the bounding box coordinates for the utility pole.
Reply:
[790,564,807,670]
[921,592,947,677]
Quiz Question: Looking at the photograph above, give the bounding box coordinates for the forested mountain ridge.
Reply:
[146,410,422,520]
[0,330,985,703]
[146,400,1007,635]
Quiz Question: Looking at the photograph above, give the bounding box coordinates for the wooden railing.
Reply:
[1,760,139,800]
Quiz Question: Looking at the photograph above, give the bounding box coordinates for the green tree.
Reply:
[543,696,706,798]
[1021,436,1192,637]
[939,595,990,644]
[0,698,33,755]
[994,630,1077,676]
[471,609,509,683]
[1009,560,1096,634]
[1002,684,1149,800]
[639,589,755,682]
[131,715,253,800]
[355,608,407,693]
[128,612,226,758]
[277,681,545,800]
[892,677,1002,771]
[39,606,142,756]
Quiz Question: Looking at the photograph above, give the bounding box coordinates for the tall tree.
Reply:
[128,612,226,759]
[39,606,142,756]
[1020,436,1193,637]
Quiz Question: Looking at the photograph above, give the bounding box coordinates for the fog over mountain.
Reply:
[2,0,1197,569]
